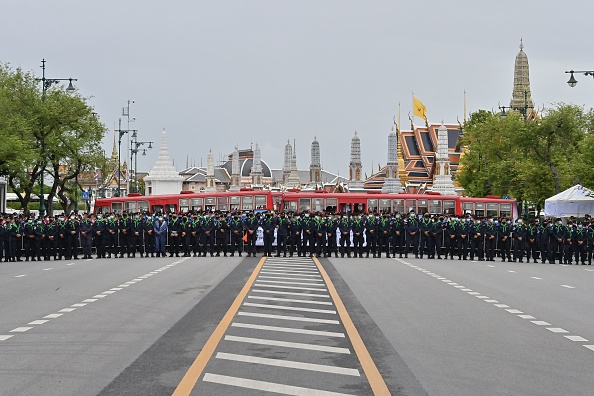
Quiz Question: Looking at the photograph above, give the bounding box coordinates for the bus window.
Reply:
[463,202,473,215]
[325,198,338,213]
[353,202,366,214]
[230,196,240,211]
[191,198,203,211]
[166,204,177,213]
[205,197,216,211]
[405,199,416,213]
[95,205,106,214]
[152,205,163,214]
[339,203,351,214]
[444,200,456,215]
[418,199,428,214]
[125,201,137,213]
[475,203,485,217]
[299,198,311,213]
[242,196,253,211]
[313,198,324,213]
[500,203,512,218]
[255,195,267,209]
[368,199,378,214]
[283,200,297,213]
[217,197,228,211]
[430,200,442,214]
[273,195,282,211]
[112,202,123,214]
[379,199,391,214]
[486,203,498,217]
[179,199,190,213]
[393,199,405,214]
[138,200,149,213]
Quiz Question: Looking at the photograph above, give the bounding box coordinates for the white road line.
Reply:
[66,263,75,266]
[58,308,76,313]
[454,285,465,288]
[82,299,98,303]
[583,345,594,352]
[71,303,87,308]
[584,269,594,272]
[43,314,63,319]
[518,315,536,319]
[118,284,130,287]
[494,304,510,308]
[0,335,14,341]
[251,289,330,298]
[254,283,328,292]
[258,276,324,282]
[43,268,53,271]
[262,267,319,273]
[28,320,49,325]
[102,290,117,294]
[485,300,499,303]
[14,275,26,278]
[531,321,551,326]
[565,335,588,342]
[461,288,473,292]
[561,285,575,289]
[237,311,339,324]
[507,270,516,273]
[93,295,108,298]
[202,373,353,396]
[247,296,333,305]
[257,279,328,286]
[531,277,542,280]
[448,283,459,286]
[232,322,344,338]
[260,271,321,277]
[467,292,480,295]
[506,309,524,314]
[10,327,33,333]
[243,302,336,315]
[487,265,495,267]
[475,296,489,299]
[85,259,93,261]
[110,288,123,291]
[264,264,317,268]
[547,328,569,333]
[224,335,350,354]
[216,352,359,376]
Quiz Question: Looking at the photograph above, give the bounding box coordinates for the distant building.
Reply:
[144,129,184,195]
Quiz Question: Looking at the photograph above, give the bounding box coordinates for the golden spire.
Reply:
[395,104,409,184]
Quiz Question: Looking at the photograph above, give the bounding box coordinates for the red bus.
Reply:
[94,190,518,219]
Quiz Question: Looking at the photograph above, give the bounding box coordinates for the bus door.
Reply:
[353,202,366,214]
[325,198,338,214]
[205,197,216,212]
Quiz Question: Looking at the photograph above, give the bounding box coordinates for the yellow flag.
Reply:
[413,96,427,121]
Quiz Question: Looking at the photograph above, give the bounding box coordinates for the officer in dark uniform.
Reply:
[168,213,182,257]
[105,214,119,258]
[93,213,108,259]
[180,213,192,257]
[214,212,229,257]
[483,218,497,261]
[79,213,93,259]
[313,213,327,258]
[351,215,365,258]
[228,212,244,257]
[526,219,539,263]
[275,212,290,257]
[405,212,420,258]
[550,219,565,264]
[512,218,526,262]
[338,214,352,258]
[378,213,391,258]
[66,215,80,260]
[326,213,339,258]
[364,213,378,258]
[288,213,302,257]
[469,217,484,261]
[10,217,24,261]
[261,212,276,257]
[245,212,259,257]
[56,215,68,260]
[190,213,202,257]
[419,213,433,259]
[537,219,550,264]
[444,217,458,259]
[200,213,215,257]
[119,212,132,258]
[574,222,588,265]
[143,213,155,257]
[456,217,470,260]
[391,213,405,258]
[130,213,144,257]
[497,218,512,262]
[24,217,36,261]
[563,221,576,264]
[301,212,315,257]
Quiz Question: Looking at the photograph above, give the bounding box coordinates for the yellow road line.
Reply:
[172,257,267,396]
[312,256,391,396]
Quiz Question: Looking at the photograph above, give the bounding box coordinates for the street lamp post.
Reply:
[566,70,594,87]
[129,131,153,193]
[115,118,137,197]
[36,59,77,217]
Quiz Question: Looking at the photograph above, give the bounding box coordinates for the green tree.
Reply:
[0,63,107,215]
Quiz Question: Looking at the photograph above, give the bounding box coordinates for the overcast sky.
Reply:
[3,1,593,178]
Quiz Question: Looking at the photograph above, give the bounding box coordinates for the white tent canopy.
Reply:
[544,184,594,217]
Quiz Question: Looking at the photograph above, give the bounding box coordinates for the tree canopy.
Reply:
[0,63,107,215]
[457,104,594,212]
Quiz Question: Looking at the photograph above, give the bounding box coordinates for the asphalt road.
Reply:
[1,254,593,395]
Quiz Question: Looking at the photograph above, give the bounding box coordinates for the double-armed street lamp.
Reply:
[566,70,594,87]
[36,59,77,217]
[129,131,153,193]
[116,118,137,197]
